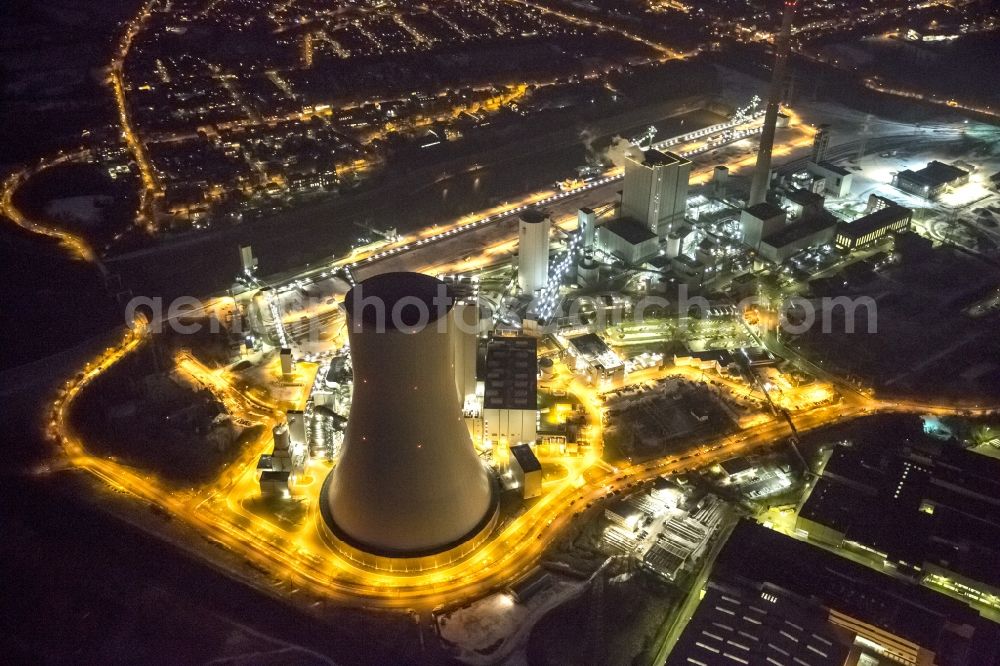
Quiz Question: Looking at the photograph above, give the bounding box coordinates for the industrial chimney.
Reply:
[748,0,798,206]
[321,272,497,570]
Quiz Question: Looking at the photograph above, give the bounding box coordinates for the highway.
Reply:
[862,77,999,121]
[0,149,102,268]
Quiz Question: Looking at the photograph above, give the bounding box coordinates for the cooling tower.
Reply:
[321,272,496,569]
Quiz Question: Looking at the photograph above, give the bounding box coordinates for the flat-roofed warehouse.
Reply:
[666,580,849,666]
[893,160,969,200]
[710,521,1000,666]
[796,440,1000,603]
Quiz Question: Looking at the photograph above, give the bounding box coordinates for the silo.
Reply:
[518,210,550,295]
[577,253,600,288]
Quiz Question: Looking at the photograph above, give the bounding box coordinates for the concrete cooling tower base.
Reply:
[319,473,500,572]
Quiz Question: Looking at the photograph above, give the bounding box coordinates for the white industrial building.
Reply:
[622,149,692,239]
[279,347,294,375]
[286,409,306,447]
[807,161,854,198]
[712,165,728,198]
[577,207,597,249]
[517,209,550,295]
[597,217,659,264]
[741,202,787,249]
[239,244,257,275]
[257,421,307,498]
[444,277,481,411]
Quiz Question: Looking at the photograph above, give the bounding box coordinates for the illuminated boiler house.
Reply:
[321,272,498,571]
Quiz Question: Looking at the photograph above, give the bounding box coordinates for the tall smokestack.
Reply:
[748,0,798,206]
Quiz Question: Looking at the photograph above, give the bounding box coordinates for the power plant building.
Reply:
[741,202,787,249]
[758,215,837,263]
[622,149,691,239]
[576,252,601,288]
[671,255,707,288]
[509,444,542,499]
[807,162,853,198]
[257,422,305,498]
[518,209,551,295]
[482,333,538,449]
[565,333,624,384]
[321,272,497,570]
[597,217,659,264]
[781,188,825,221]
[834,205,912,251]
[259,470,291,499]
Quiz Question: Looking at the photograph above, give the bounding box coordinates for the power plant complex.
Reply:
[230,0,928,585]
[25,0,1000,659]
[300,68,837,571]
